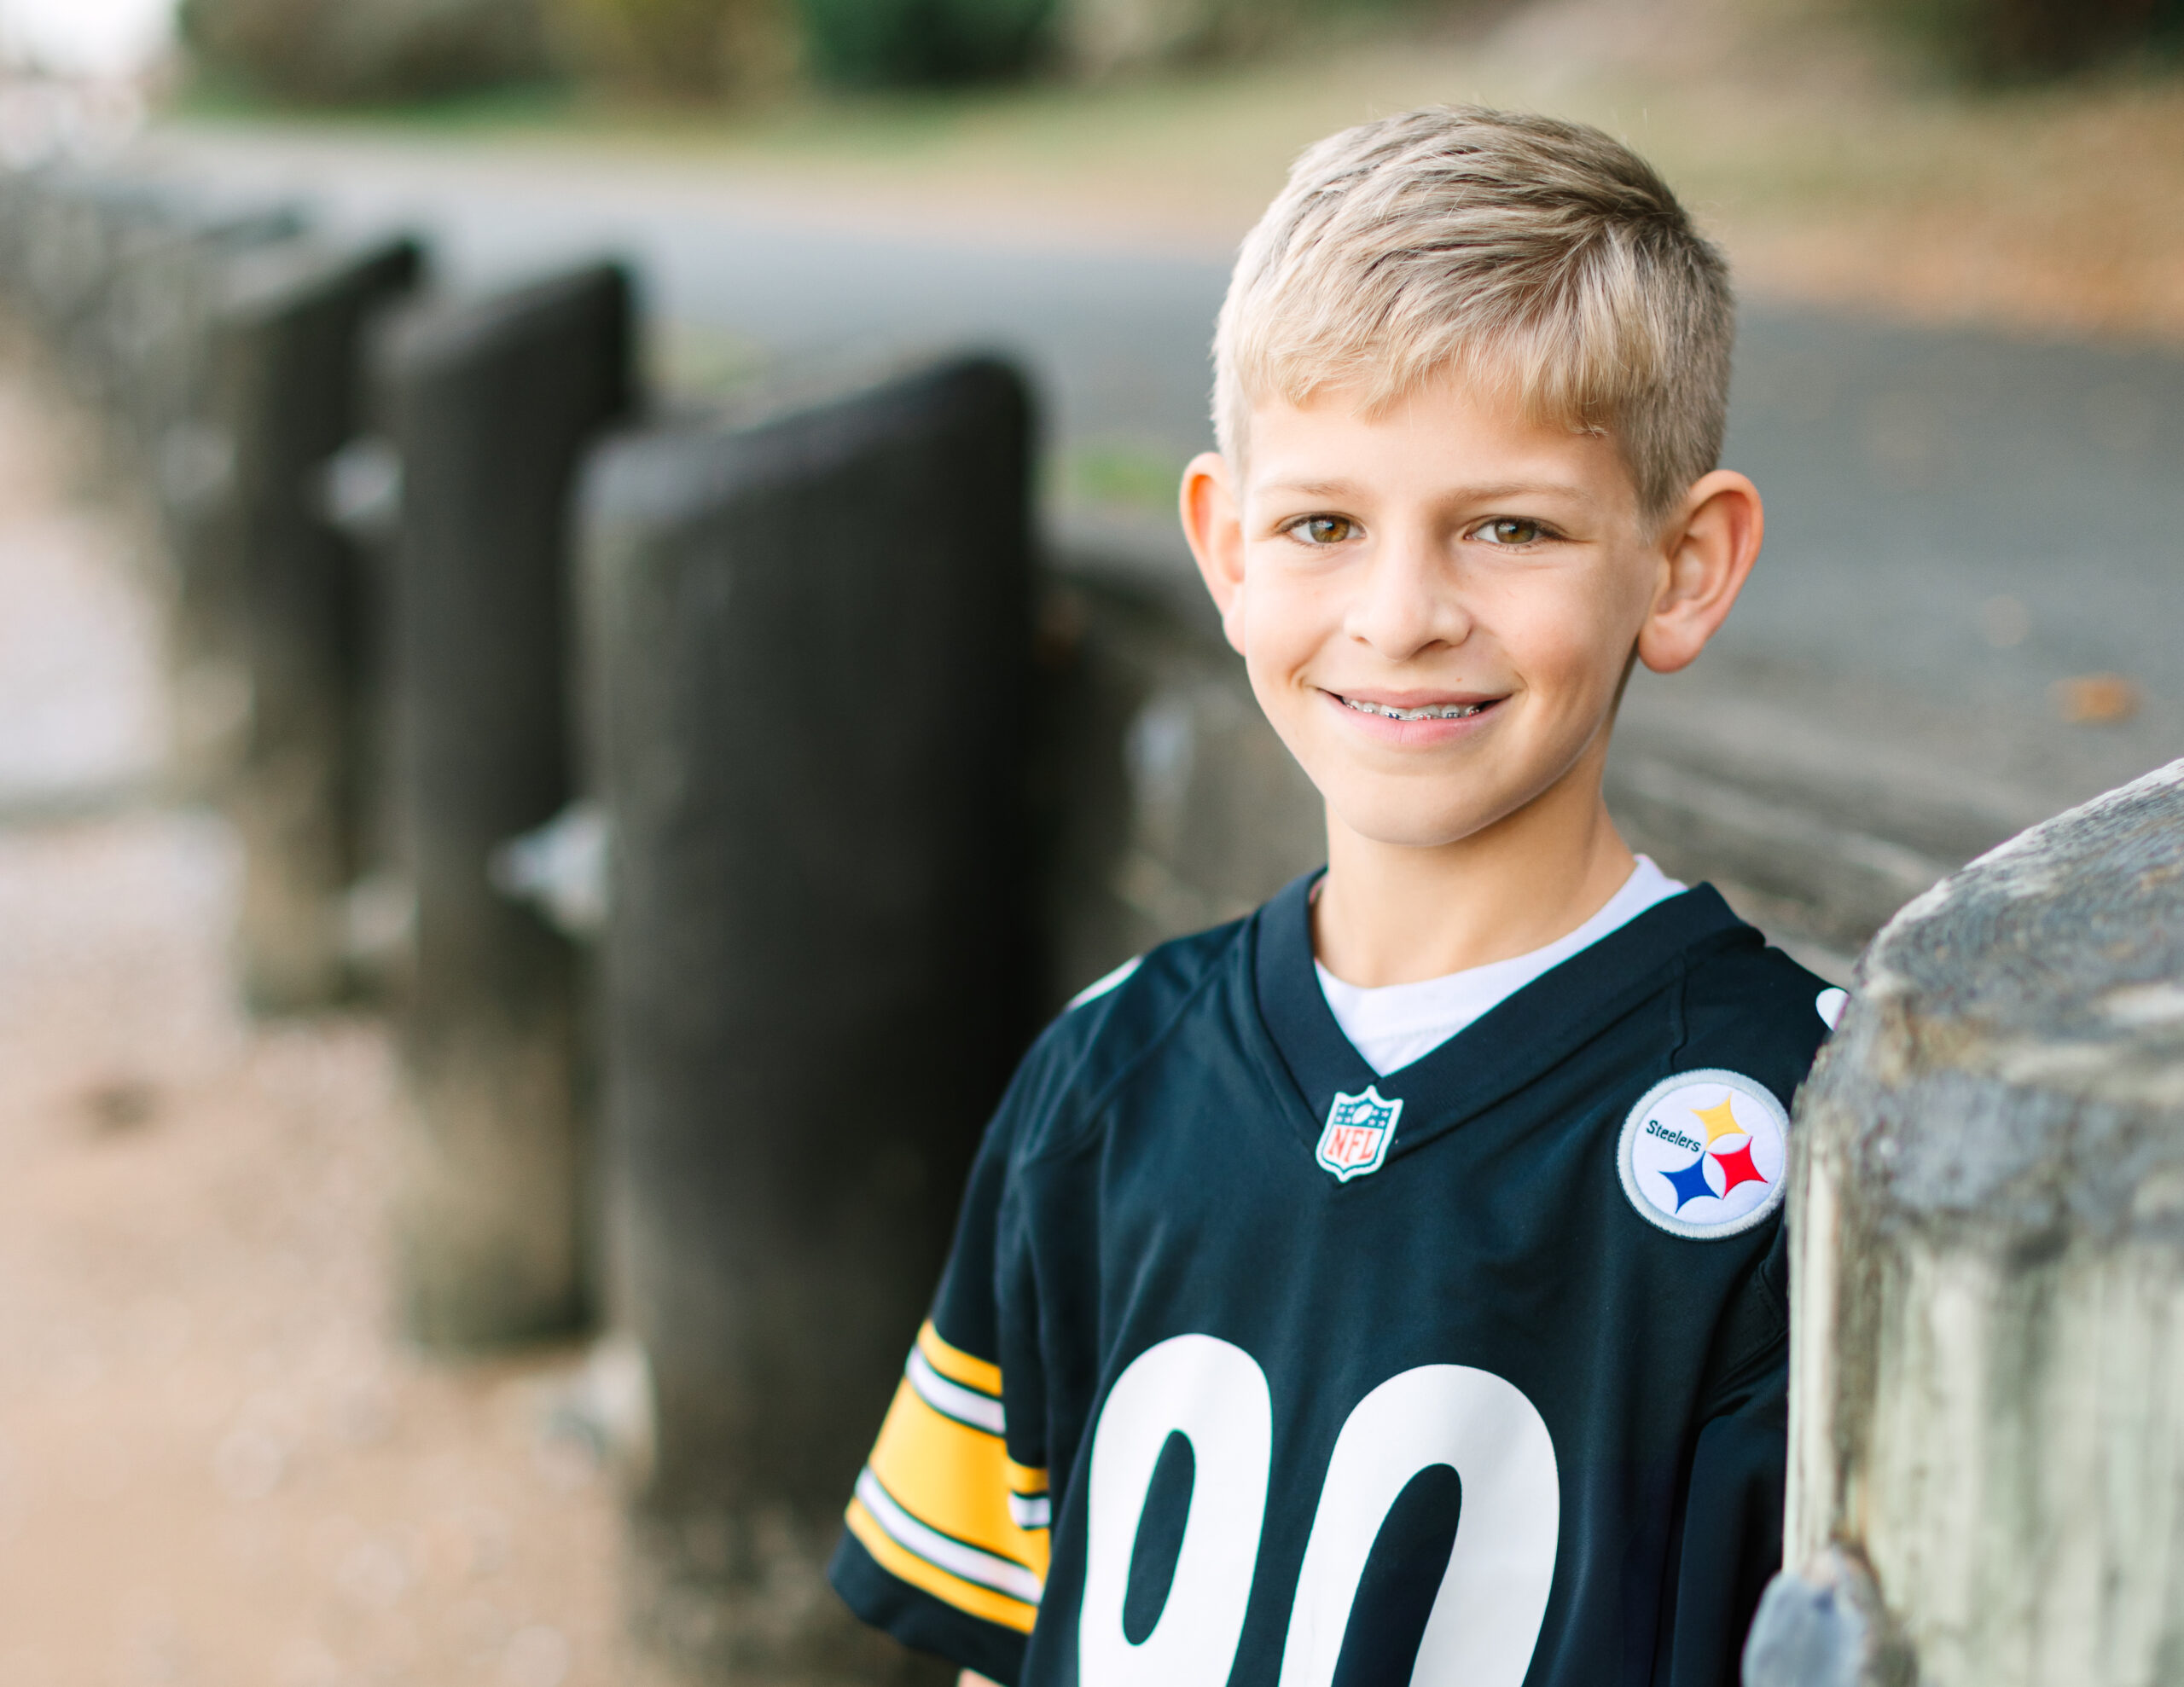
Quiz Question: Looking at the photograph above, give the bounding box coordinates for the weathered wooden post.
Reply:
[1746,759,2184,1687]
[204,235,425,1012]
[106,203,309,472]
[375,263,636,1347]
[578,356,1033,1679]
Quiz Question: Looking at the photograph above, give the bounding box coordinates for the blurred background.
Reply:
[0,1,2176,1684]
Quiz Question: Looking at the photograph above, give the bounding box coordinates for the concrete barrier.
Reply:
[578,355,1032,1680]
[375,262,636,1347]
[1745,759,2184,1687]
[201,234,424,1012]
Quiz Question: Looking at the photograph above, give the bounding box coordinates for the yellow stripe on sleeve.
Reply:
[846,1498,1039,1634]
[868,1378,1051,1580]
[1006,1458,1048,1499]
[917,1320,1002,1397]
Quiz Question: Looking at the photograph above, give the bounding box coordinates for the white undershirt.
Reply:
[1316,857,1688,1075]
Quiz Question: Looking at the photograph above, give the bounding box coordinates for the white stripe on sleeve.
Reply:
[856,1467,1045,1604]
[1006,1491,1052,1531]
[906,1344,1007,1435]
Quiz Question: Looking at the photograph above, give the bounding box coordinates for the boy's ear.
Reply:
[1635,469,1763,675]
[1181,450,1248,655]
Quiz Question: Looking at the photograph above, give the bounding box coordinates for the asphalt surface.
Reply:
[141,127,2182,836]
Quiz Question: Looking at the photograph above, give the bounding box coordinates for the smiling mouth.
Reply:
[1337,694,1495,722]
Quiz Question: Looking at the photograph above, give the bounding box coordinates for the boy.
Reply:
[828,106,1833,1687]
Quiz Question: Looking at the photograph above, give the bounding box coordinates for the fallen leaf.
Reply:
[2052,673,2140,724]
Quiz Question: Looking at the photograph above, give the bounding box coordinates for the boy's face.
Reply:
[1182,372,1758,854]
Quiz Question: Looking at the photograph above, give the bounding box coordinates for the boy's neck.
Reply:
[1311,765,1640,988]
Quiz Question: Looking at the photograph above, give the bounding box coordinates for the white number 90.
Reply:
[1078,1335,1560,1687]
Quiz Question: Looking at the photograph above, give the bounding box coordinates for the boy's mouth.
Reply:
[1333,692,1497,722]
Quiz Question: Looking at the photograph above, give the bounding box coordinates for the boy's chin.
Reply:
[1323,791,1513,855]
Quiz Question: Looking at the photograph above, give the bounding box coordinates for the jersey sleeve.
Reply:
[1655,1223,1791,1687]
[828,1070,1052,1685]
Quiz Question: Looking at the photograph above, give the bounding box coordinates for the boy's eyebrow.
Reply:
[1262,477,1369,497]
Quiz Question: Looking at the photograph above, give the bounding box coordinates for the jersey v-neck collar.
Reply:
[1247,869,1746,1168]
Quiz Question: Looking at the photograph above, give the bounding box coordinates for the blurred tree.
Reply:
[180,0,551,103]
[1884,0,2184,79]
[548,0,793,96]
[1056,0,1439,79]
[793,0,1058,84]
[1058,0,1253,72]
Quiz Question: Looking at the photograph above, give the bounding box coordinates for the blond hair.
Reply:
[1213,105,1734,519]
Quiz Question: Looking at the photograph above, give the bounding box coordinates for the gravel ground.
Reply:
[0,355,670,1687]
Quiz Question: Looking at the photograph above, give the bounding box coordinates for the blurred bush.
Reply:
[548,0,791,96]
[786,0,1431,87]
[179,0,552,103]
[1879,0,2184,80]
[1058,0,1442,78]
[173,0,1519,104]
[792,0,1059,84]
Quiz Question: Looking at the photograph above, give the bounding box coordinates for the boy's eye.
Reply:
[1475,518,1548,546]
[1291,515,1357,545]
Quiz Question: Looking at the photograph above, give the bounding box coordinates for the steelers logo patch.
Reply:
[1618,1070,1789,1240]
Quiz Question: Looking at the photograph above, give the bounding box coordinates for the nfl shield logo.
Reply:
[1316,1085,1403,1182]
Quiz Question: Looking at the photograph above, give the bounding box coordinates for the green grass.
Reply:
[1054,439,1192,513]
[645,319,773,398]
[171,71,586,128]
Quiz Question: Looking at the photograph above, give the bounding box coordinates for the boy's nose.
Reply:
[1344,539,1472,660]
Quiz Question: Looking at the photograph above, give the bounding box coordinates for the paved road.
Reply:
[143,127,2181,841]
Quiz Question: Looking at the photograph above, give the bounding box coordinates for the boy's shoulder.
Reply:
[998,916,1253,1162]
[1672,908,1841,1109]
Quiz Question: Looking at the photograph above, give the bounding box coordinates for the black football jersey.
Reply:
[829,874,1833,1687]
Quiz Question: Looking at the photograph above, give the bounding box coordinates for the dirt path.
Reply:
[0,357,665,1687]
